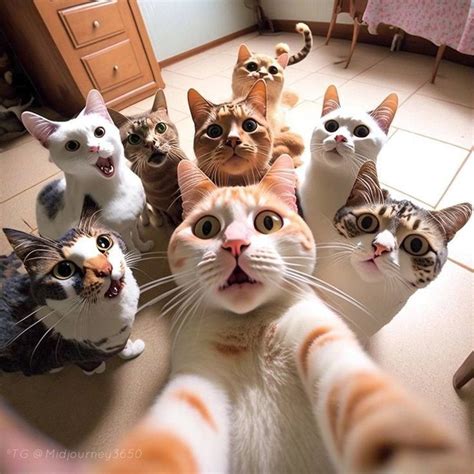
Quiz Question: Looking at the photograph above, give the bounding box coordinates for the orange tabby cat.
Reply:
[188,79,273,186]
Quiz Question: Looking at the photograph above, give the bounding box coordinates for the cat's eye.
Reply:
[94,127,105,138]
[268,65,278,75]
[402,234,430,256]
[254,210,283,234]
[155,122,167,134]
[193,215,221,239]
[65,140,80,152]
[356,213,379,233]
[242,119,258,133]
[96,234,113,252]
[324,120,339,133]
[128,134,142,145]
[53,261,76,280]
[246,62,258,72]
[206,124,223,139]
[354,125,370,138]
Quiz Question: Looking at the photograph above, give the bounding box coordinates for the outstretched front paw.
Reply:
[119,338,145,360]
[82,361,106,375]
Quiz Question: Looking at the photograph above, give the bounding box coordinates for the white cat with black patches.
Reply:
[21,90,152,252]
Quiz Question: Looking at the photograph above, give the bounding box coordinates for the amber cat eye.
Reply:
[356,213,379,233]
[254,211,283,234]
[96,234,113,252]
[402,234,430,256]
[193,216,221,239]
[53,261,76,280]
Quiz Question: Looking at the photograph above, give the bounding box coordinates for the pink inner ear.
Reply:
[276,53,289,69]
[261,155,297,212]
[81,89,112,122]
[21,112,58,147]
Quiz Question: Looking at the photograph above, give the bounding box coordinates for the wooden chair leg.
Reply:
[453,351,473,390]
[344,18,361,68]
[325,0,341,45]
[431,44,446,83]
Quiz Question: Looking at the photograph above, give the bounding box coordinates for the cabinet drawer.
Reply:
[60,1,125,48]
[81,40,142,93]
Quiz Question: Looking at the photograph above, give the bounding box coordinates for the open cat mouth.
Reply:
[96,156,115,177]
[148,151,167,165]
[105,276,124,298]
[220,266,259,291]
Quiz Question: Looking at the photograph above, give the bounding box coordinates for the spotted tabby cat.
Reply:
[329,161,472,336]
[188,79,273,186]
[0,198,144,376]
[109,89,188,226]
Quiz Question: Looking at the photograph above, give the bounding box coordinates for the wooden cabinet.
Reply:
[0,0,164,116]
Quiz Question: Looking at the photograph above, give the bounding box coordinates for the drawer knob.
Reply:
[113,65,119,72]
[93,20,100,28]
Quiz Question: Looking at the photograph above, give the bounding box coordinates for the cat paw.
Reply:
[119,339,145,360]
[49,367,64,374]
[82,361,106,375]
[137,239,154,253]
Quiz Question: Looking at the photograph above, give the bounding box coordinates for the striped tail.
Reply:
[275,23,313,66]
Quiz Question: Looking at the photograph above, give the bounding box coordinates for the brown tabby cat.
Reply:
[188,79,273,187]
[109,90,187,226]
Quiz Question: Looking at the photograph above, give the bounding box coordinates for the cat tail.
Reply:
[275,23,313,66]
[281,90,299,109]
[272,131,305,168]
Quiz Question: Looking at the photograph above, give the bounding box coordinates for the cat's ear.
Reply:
[321,84,340,117]
[107,109,130,130]
[152,89,168,112]
[81,89,113,122]
[177,160,217,217]
[245,79,267,117]
[78,195,101,232]
[188,89,214,126]
[276,53,289,69]
[237,44,252,63]
[346,160,384,207]
[21,112,59,148]
[259,154,297,212]
[369,93,398,134]
[3,228,53,274]
[430,203,472,242]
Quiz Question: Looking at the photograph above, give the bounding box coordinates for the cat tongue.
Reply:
[96,157,114,177]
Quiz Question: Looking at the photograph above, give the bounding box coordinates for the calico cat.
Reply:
[188,79,273,187]
[98,156,467,474]
[231,23,312,166]
[325,161,472,336]
[0,198,144,376]
[108,89,188,227]
[301,84,398,245]
[21,90,152,252]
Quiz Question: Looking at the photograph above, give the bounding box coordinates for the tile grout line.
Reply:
[393,126,472,152]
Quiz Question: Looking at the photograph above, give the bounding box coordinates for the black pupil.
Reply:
[264,215,274,230]
[208,125,221,138]
[244,120,256,132]
[98,236,109,249]
[157,123,166,132]
[325,120,338,132]
[247,62,257,71]
[269,66,278,74]
[202,220,213,236]
[410,238,422,253]
[57,262,73,277]
[67,141,78,150]
[130,134,140,143]
[355,126,369,137]
[361,216,373,229]
[95,127,105,137]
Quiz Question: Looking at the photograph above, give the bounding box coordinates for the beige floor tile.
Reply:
[417,62,474,108]
[0,139,59,203]
[377,130,469,207]
[175,116,196,149]
[167,53,236,80]
[436,153,473,269]
[0,132,34,153]
[129,94,187,122]
[290,72,347,101]
[380,183,433,209]
[161,69,199,91]
[393,95,473,149]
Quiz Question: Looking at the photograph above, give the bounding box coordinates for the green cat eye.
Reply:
[402,234,430,256]
[206,124,223,139]
[128,134,142,145]
[255,210,283,234]
[356,213,379,233]
[193,215,221,239]
[53,261,76,280]
[96,234,113,252]
[65,140,80,152]
[354,125,370,138]
[268,65,278,75]
[242,119,258,133]
[155,122,167,134]
[246,61,258,72]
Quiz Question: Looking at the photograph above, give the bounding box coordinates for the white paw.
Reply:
[137,239,154,253]
[119,339,145,360]
[49,367,64,374]
[83,361,106,375]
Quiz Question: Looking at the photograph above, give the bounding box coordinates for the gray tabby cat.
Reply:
[109,90,188,227]
[0,197,144,376]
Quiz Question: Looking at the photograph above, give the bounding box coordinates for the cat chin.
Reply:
[221,155,251,175]
[213,283,269,315]
[352,258,386,283]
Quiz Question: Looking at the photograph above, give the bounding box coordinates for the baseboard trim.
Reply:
[272,19,474,67]
[159,25,257,68]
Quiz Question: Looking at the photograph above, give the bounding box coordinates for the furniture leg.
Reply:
[453,351,473,390]
[345,17,361,68]
[431,44,446,83]
[325,0,341,45]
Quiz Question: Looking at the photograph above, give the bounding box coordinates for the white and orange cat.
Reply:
[97,156,467,474]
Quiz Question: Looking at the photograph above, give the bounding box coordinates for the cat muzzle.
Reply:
[95,156,115,177]
[105,276,124,298]
[220,265,259,291]
[148,151,167,165]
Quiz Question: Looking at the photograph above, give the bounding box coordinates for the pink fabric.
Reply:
[363,0,474,55]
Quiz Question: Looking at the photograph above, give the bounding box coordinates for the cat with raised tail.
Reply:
[325,161,472,338]
[96,156,468,474]
[21,90,153,252]
[0,197,144,376]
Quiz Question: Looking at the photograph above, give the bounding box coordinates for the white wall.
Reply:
[138,0,255,61]
[261,0,352,24]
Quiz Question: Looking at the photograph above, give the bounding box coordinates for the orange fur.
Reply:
[300,327,338,375]
[175,390,217,431]
[272,131,305,167]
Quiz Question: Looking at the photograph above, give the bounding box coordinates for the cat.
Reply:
[21,89,153,252]
[325,160,472,337]
[300,84,398,246]
[188,79,273,187]
[231,23,312,166]
[108,89,188,227]
[0,197,144,376]
[98,156,468,474]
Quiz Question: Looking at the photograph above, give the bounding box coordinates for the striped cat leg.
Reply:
[280,298,468,473]
[98,374,230,473]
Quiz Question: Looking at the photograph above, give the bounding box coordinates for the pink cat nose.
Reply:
[225,136,242,149]
[372,242,391,257]
[335,135,347,143]
[222,222,250,257]
[89,146,100,153]
[222,239,249,257]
